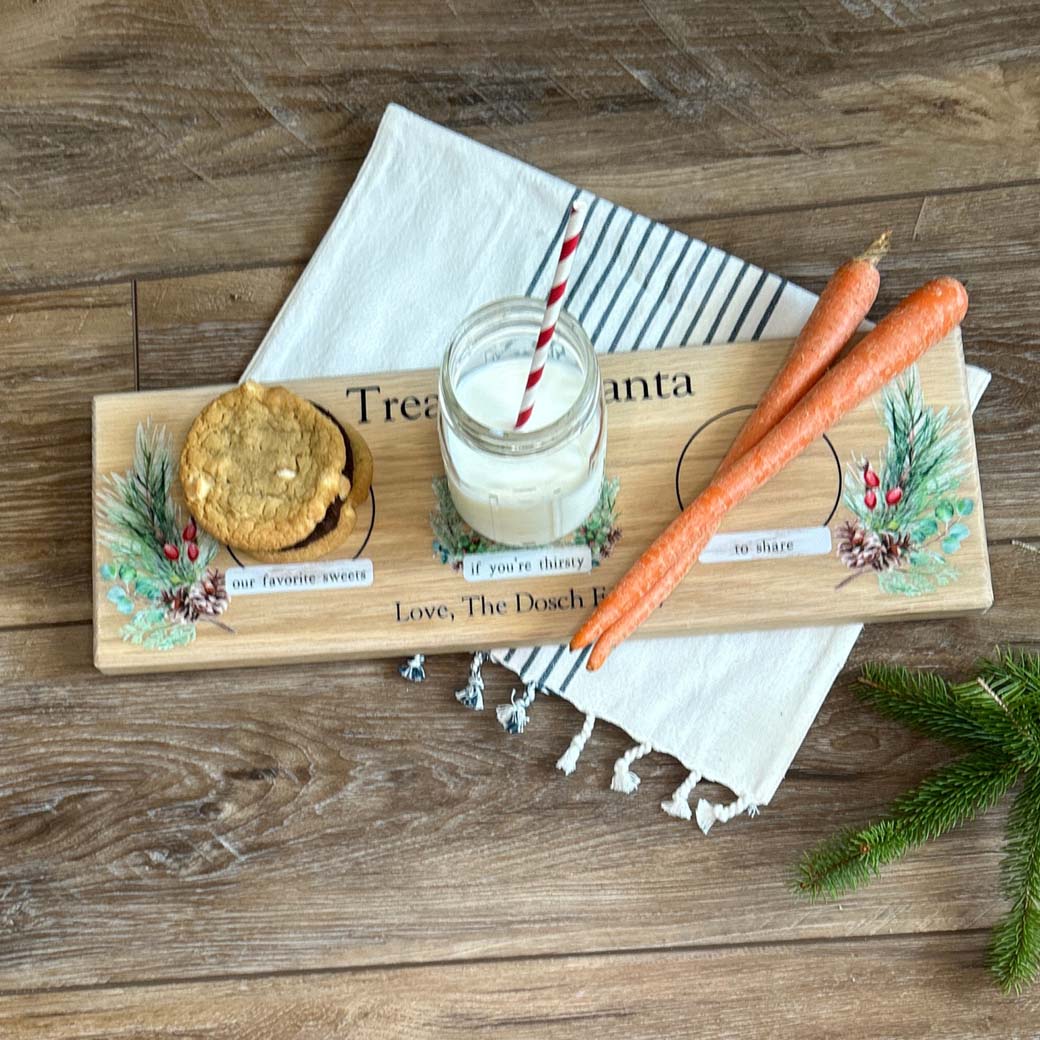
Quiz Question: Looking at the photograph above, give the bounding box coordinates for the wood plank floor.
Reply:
[2,2,1039,1034]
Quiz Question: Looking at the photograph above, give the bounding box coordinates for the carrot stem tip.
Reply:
[857,229,892,266]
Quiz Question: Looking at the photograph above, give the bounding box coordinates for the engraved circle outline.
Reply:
[674,404,843,526]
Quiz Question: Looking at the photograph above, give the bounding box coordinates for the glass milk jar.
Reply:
[438,297,607,547]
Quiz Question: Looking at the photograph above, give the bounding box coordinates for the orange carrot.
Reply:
[714,231,890,477]
[572,277,969,669]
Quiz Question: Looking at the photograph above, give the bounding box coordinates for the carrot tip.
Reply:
[586,639,611,671]
[857,229,892,266]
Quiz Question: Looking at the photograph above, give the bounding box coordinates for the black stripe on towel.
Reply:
[607,226,675,352]
[655,243,712,349]
[560,645,594,692]
[591,217,655,345]
[704,259,749,344]
[727,268,769,343]
[536,644,568,688]
[517,647,541,680]
[678,252,730,346]
[635,236,692,350]
[578,210,638,326]
[752,278,787,340]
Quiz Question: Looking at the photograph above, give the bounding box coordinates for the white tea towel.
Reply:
[245,104,990,829]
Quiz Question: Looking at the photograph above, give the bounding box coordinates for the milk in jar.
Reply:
[438,298,606,547]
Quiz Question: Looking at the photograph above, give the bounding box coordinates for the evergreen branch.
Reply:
[989,768,1040,993]
[887,749,1020,845]
[975,651,1040,763]
[793,825,881,901]
[978,650,1040,714]
[795,651,1040,990]
[794,749,1019,901]
[855,663,1030,753]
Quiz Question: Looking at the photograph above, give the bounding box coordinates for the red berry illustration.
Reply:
[863,463,880,489]
[183,519,197,541]
[885,486,903,506]
[162,543,180,561]
[187,542,199,562]
[864,490,877,510]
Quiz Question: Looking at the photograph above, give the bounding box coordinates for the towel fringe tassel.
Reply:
[398,654,426,683]
[556,713,596,775]
[696,796,760,835]
[611,742,653,795]
[442,651,766,833]
[660,771,701,820]
[454,651,486,710]
[497,682,537,735]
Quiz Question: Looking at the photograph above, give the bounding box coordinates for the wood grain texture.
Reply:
[0,286,134,626]
[136,266,304,389]
[2,933,1037,1039]
[1,548,1037,990]
[93,332,991,673]
[3,1,1040,288]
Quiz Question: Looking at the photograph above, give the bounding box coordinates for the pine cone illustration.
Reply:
[837,521,883,571]
[599,526,623,559]
[188,568,230,618]
[838,521,914,573]
[161,585,199,623]
[874,530,914,572]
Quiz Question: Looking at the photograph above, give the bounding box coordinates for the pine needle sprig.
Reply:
[976,653,1040,758]
[856,662,1029,753]
[837,368,974,597]
[844,368,965,537]
[876,370,964,530]
[884,750,1020,845]
[794,651,1040,991]
[98,421,217,589]
[795,750,1019,900]
[989,768,1040,993]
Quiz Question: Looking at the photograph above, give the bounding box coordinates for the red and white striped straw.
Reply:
[515,201,587,429]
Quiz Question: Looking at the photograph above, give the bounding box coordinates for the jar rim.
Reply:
[439,296,600,457]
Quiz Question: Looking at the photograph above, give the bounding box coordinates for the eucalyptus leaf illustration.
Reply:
[106,586,135,615]
[913,518,939,540]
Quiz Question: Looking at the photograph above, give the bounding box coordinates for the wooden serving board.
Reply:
[92,331,991,674]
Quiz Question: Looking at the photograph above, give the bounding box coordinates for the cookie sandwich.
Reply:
[179,382,373,563]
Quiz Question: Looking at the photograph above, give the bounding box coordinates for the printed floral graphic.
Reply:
[835,367,973,596]
[98,421,233,649]
[430,476,621,571]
